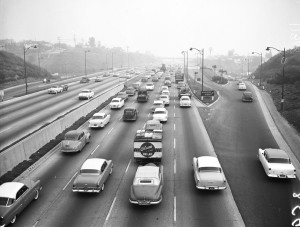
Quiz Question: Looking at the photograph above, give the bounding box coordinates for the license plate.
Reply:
[279,174,286,178]
[138,201,150,205]
[209,187,216,190]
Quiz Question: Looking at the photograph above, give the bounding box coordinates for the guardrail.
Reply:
[0,84,124,176]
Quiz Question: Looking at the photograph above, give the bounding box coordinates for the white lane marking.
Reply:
[174,124,176,131]
[125,159,132,173]
[107,128,113,135]
[91,144,100,155]
[174,160,176,174]
[106,196,117,221]
[119,117,122,121]
[0,127,12,134]
[63,171,78,190]
[174,138,176,149]
[174,196,177,222]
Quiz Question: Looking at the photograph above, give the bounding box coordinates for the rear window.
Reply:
[199,167,221,172]
[139,179,154,184]
[268,158,290,164]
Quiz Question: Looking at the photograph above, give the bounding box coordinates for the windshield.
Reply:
[0,197,14,206]
[199,167,221,172]
[112,100,119,103]
[80,169,100,174]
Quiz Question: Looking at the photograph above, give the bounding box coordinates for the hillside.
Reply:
[0,51,52,85]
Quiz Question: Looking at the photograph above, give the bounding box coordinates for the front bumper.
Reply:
[267,173,296,178]
[73,187,101,193]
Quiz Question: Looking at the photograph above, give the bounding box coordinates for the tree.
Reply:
[88,37,96,48]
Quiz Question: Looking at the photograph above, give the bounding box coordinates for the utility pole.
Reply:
[127,46,129,69]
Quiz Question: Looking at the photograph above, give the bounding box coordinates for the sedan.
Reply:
[78,89,94,100]
[146,82,154,91]
[109,98,125,109]
[164,80,171,87]
[180,96,191,107]
[48,85,63,94]
[258,148,296,178]
[126,87,136,96]
[123,107,138,121]
[61,130,90,153]
[95,77,103,82]
[160,86,168,94]
[73,158,113,193]
[242,91,253,102]
[129,163,163,205]
[117,91,129,101]
[0,180,42,226]
[159,94,170,106]
[192,156,227,190]
[89,112,110,128]
[153,108,168,123]
[151,100,165,113]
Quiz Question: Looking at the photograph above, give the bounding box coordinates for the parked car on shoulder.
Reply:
[61,130,90,153]
[89,112,110,128]
[79,89,94,100]
[192,156,227,190]
[48,85,63,94]
[80,76,90,83]
[123,107,138,121]
[129,163,163,205]
[151,100,165,113]
[159,94,170,106]
[117,91,129,101]
[0,180,42,227]
[73,158,113,193]
[109,97,125,109]
[153,107,168,123]
[258,148,296,178]
[126,87,136,96]
[180,96,191,107]
[242,91,253,102]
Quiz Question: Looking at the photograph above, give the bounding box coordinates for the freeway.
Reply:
[0,72,135,150]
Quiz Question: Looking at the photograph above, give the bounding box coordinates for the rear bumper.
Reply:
[129,196,162,205]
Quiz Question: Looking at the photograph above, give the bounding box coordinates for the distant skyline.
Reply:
[0,0,299,57]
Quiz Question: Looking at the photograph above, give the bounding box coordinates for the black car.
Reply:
[123,107,138,121]
[178,87,192,99]
[242,91,253,102]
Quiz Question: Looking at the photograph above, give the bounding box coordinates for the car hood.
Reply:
[131,185,161,200]
[197,172,225,185]
[61,140,81,149]
[73,175,100,187]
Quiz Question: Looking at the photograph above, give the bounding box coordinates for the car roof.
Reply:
[93,112,106,117]
[81,158,106,171]
[135,164,159,179]
[112,97,122,101]
[265,149,289,159]
[197,156,221,168]
[155,108,166,112]
[0,182,24,199]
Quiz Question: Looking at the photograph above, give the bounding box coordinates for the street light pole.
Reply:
[252,52,263,86]
[84,50,90,76]
[186,50,189,78]
[266,46,286,111]
[181,51,186,77]
[190,47,204,91]
[23,44,38,94]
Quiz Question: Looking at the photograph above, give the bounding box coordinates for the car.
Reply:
[152,76,158,82]
[178,87,192,99]
[151,100,165,113]
[48,85,63,94]
[164,76,171,82]
[117,91,129,101]
[113,73,119,77]
[161,90,170,96]
[61,130,90,152]
[258,148,296,178]
[146,82,154,91]
[132,82,141,91]
[109,97,125,109]
[177,81,185,90]
[80,76,90,83]
[144,119,163,133]
[141,77,148,82]
[159,94,170,106]
[73,158,113,193]
[89,112,110,128]
[180,96,191,107]
[126,87,136,96]
[95,76,103,82]
[160,86,168,94]
[103,72,110,77]
[192,156,227,190]
[153,107,168,123]
[238,82,246,90]
[123,107,138,121]
[61,84,68,91]
[164,80,171,87]
[78,89,94,100]
[0,180,42,227]
[242,91,253,102]
[129,163,163,205]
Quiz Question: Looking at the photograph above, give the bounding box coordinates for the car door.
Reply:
[15,186,30,214]
[100,162,109,184]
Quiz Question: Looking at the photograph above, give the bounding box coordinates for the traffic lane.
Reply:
[33,87,157,226]
[201,83,297,226]
[104,84,176,227]
[174,103,243,227]
[12,94,144,227]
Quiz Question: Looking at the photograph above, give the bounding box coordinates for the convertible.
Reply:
[73,158,113,193]
[192,156,227,190]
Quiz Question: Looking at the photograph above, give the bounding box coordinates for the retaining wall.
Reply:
[0,84,123,176]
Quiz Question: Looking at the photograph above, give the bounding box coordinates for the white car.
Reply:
[238,82,246,90]
[180,96,191,107]
[153,107,168,123]
[151,100,165,113]
[79,89,94,100]
[89,112,111,128]
[159,94,170,106]
[146,82,155,91]
[192,156,227,190]
[160,86,169,94]
[258,148,296,178]
[48,85,63,94]
[161,90,170,96]
[109,97,125,109]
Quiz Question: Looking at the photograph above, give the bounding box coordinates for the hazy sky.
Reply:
[0,0,299,57]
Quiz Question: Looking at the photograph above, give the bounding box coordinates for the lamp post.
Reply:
[190,47,204,91]
[23,44,38,94]
[181,51,186,77]
[252,52,262,86]
[111,52,115,72]
[84,50,90,76]
[266,46,286,111]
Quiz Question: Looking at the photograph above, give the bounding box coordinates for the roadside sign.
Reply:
[201,91,214,96]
